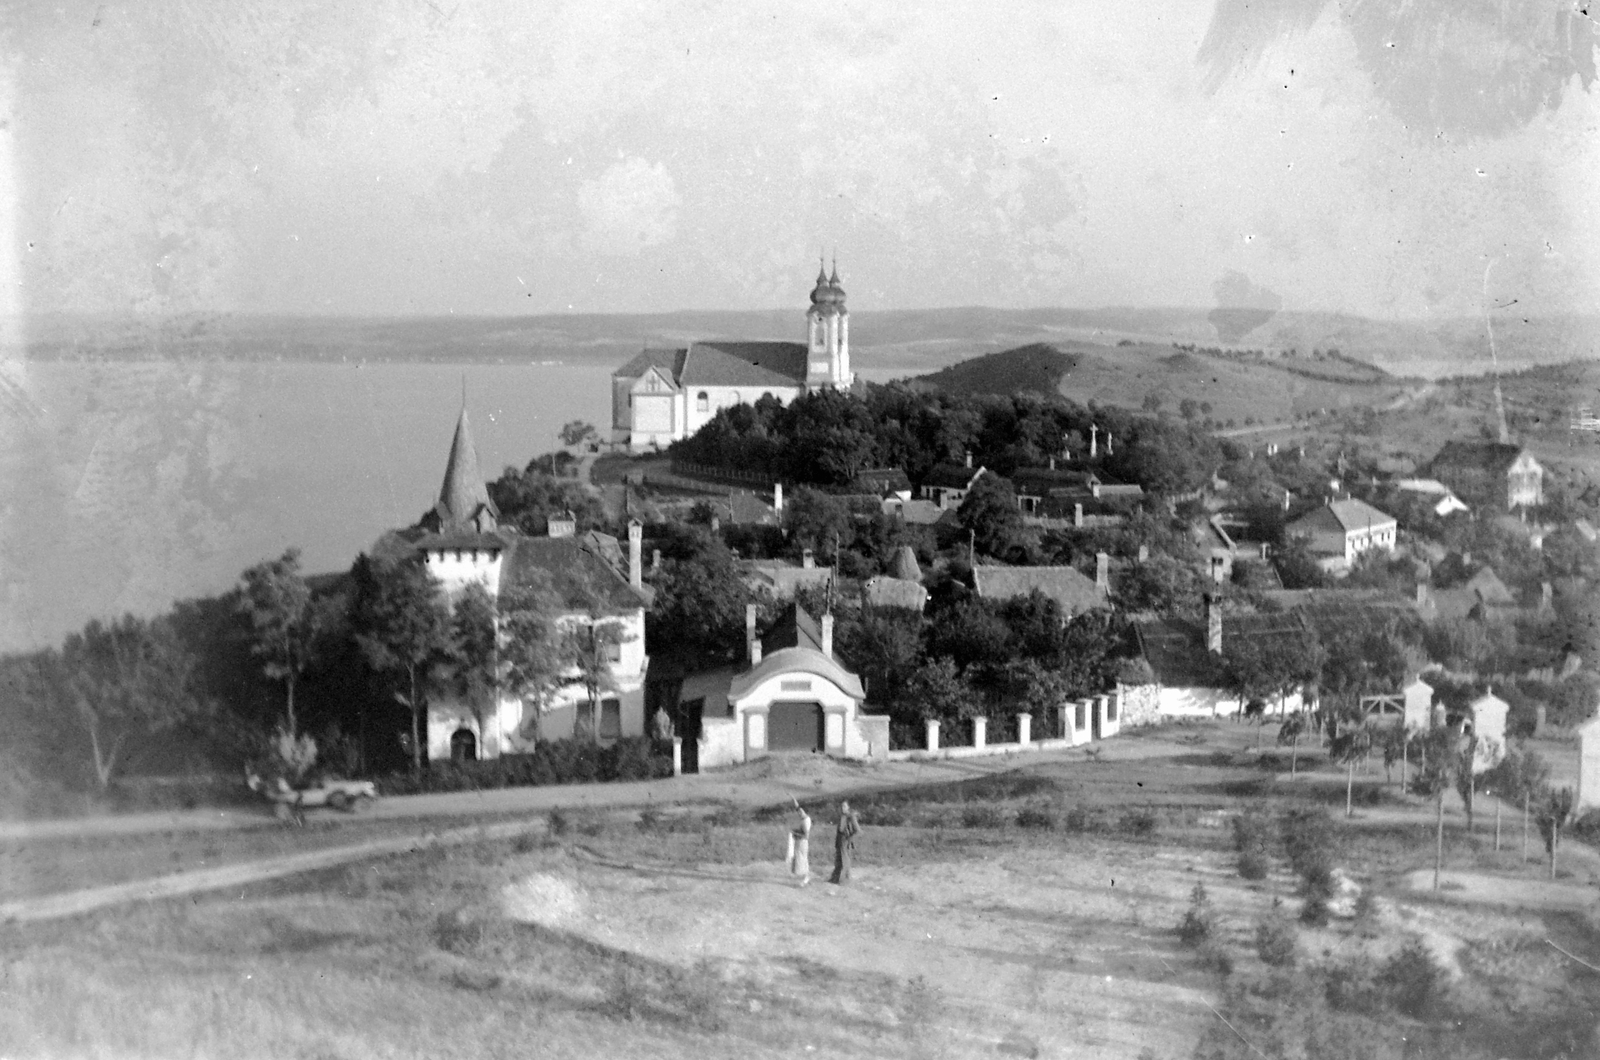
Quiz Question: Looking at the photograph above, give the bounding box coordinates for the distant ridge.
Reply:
[9,307,1598,379]
[908,343,1077,396]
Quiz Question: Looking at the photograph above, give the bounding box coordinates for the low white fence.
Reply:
[887,692,1127,762]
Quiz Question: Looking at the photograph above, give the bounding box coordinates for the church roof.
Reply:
[679,341,810,388]
[614,347,688,382]
[1427,441,1533,478]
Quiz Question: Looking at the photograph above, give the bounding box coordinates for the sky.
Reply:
[4,0,1599,322]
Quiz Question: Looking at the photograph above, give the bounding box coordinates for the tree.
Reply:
[568,613,628,740]
[352,555,453,776]
[957,473,1027,560]
[784,487,854,561]
[442,581,500,749]
[1411,726,1471,893]
[1538,787,1577,881]
[1277,711,1307,775]
[647,536,761,667]
[837,605,923,706]
[498,575,573,744]
[1501,746,1553,861]
[903,656,977,728]
[42,615,208,790]
[559,420,599,449]
[1328,708,1373,818]
[237,548,336,737]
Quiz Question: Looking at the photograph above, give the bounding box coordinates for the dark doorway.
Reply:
[676,698,704,774]
[450,729,477,761]
[768,701,823,752]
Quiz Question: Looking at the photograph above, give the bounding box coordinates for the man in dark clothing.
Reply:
[829,800,861,884]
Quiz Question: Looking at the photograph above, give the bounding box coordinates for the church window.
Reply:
[729,391,740,404]
[696,391,709,412]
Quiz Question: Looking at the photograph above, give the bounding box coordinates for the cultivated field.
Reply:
[3,723,1598,1060]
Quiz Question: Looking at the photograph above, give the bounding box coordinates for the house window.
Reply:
[599,698,622,739]
[606,640,623,664]
[696,391,709,412]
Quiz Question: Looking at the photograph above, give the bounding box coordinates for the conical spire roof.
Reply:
[433,405,499,532]
[889,545,921,582]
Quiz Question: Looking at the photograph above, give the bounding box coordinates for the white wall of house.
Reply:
[1156,686,1304,719]
[619,378,803,450]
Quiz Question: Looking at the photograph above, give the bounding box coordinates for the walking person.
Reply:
[829,800,861,885]
[787,798,812,887]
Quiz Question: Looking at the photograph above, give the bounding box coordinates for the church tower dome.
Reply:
[809,261,837,310]
[805,258,852,390]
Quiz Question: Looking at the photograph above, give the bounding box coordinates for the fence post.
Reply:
[1018,712,1032,746]
[973,717,988,750]
[926,719,940,752]
[672,737,682,777]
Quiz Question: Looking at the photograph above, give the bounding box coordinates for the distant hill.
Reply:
[908,343,1077,396]
[908,339,1417,427]
[9,306,1598,379]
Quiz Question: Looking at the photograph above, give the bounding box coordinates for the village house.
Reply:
[1132,597,1310,718]
[970,559,1110,619]
[610,265,855,450]
[919,455,988,510]
[1392,477,1470,517]
[667,603,889,772]
[1284,497,1398,573]
[405,406,654,762]
[1424,441,1543,511]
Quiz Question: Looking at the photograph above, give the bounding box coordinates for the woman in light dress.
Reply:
[787,799,812,887]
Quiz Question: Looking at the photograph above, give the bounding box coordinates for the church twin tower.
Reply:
[805,260,852,390]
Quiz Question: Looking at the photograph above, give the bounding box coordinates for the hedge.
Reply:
[376,737,673,795]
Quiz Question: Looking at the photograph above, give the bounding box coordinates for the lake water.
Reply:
[0,358,913,653]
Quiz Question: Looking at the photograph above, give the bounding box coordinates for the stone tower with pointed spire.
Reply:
[805,258,852,390]
[419,402,505,596]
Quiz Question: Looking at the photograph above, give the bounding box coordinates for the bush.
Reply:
[1232,814,1273,881]
[961,805,1005,829]
[1196,939,1234,977]
[375,737,672,795]
[1280,808,1338,914]
[1060,806,1092,833]
[1379,938,1444,1018]
[432,909,487,955]
[1254,905,1298,968]
[1119,808,1159,838]
[1015,806,1056,830]
[1177,882,1216,947]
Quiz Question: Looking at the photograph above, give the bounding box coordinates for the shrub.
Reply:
[1119,809,1159,838]
[1177,882,1216,947]
[1379,938,1444,1018]
[1255,905,1298,968]
[961,805,1005,829]
[1232,814,1273,881]
[1196,939,1234,977]
[1060,806,1092,833]
[374,737,672,796]
[1280,808,1338,916]
[547,810,570,837]
[432,909,487,955]
[1015,806,1056,830]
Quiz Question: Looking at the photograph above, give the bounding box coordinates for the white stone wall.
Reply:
[1578,716,1600,814]
[698,716,745,771]
[424,550,502,598]
[1116,684,1163,727]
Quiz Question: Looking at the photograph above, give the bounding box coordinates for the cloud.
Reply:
[576,158,679,257]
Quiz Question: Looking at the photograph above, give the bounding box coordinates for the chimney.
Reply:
[964,450,973,469]
[1541,581,1553,610]
[1137,544,1149,564]
[1095,552,1110,595]
[1049,455,1056,471]
[821,612,834,658]
[1074,503,1084,528]
[651,548,661,573]
[746,604,761,665]
[1415,582,1430,608]
[710,516,720,533]
[1205,594,1222,654]
[802,548,815,569]
[628,520,642,588]
[773,481,784,513]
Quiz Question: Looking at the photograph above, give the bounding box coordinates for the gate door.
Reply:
[767,702,823,752]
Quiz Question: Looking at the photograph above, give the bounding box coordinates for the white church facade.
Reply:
[611,264,855,450]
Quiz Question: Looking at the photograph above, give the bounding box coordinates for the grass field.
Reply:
[3,723,1598,1060]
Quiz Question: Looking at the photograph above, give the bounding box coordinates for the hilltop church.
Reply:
[611,263,855,450]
